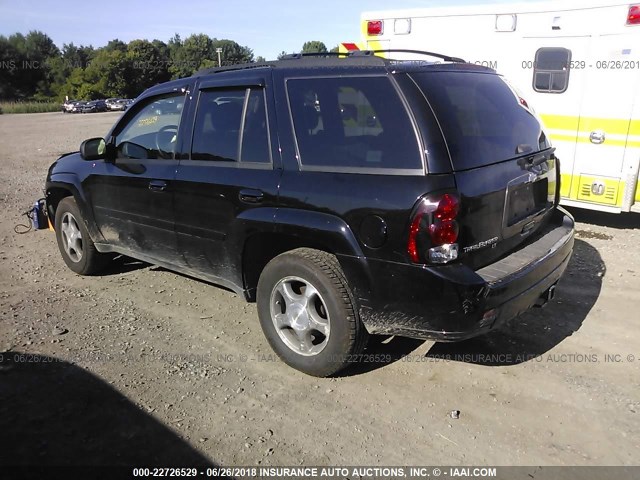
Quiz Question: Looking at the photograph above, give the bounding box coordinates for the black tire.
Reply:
[54,197,110,275]
[256,248,368,377]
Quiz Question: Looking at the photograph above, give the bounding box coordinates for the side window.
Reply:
[339,86,383,137]
[115,94,185,159]
[287,76,422,172]
[533,48,571,93]
[191,88,271,164]
[241,89,271,163]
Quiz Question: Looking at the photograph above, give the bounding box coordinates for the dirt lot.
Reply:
[0,112,639,469]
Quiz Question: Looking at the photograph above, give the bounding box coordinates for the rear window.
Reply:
[286,76,423,173]
[413,72,550,171]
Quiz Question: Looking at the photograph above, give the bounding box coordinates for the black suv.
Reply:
[45,52,575,376]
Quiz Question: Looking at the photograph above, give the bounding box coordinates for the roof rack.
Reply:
[280,52,343,60]
[280,49,466,63]
[193,48,466,77]
[193,62,272,77]
[357,49,466,63]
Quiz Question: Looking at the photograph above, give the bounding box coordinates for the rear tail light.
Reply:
[367,20,384,36]
[407,193,460,264]
[627,5,640,25]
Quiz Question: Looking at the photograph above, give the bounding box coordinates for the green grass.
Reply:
[0,101,61,114]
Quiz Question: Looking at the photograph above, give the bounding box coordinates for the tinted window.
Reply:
[192,90,244,162]
[241,89,271,163]
[115,93,185,159]
[287,76,422,172]
[191,88,271,163]
[413,72,550,170]
[533,48,571,93]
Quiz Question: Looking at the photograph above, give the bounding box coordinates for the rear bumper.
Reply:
[350,207,575,341]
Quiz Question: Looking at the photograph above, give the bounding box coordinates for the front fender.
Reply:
[46,172,104,243]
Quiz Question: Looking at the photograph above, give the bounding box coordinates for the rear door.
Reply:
[172,72,281,290]
[413,69,558,269]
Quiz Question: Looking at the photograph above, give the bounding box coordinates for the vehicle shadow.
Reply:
[340,335,427,377]
[0,352,220,469]
[424,238,604,366]
[566,207,640,230]
[99,254,150,276]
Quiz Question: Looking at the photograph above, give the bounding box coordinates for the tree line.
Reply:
[0,31,334,101]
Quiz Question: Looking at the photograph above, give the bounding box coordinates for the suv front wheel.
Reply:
[257,248,368,377]
[54,197,110,275]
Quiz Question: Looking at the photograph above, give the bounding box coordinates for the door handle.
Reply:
[239,189,264,204]
[148,180,168,192]
[589,131,605,144]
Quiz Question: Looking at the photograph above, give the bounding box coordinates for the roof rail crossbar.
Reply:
[281,52,343,60]
[193,62,271,77]
[360,49,466,63]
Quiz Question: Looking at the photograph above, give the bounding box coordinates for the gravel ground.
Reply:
[0,112,639,468]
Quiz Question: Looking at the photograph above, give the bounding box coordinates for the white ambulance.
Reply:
[345,1,640,213]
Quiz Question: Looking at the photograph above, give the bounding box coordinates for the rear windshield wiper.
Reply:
[517,147,556,168]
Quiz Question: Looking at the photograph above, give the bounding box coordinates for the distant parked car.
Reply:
[81,100,108,113]
[105,98,119,109]
[69,101,86,113]
[106,98,122,111]
[108,98,133,111]
[62,99,80,113]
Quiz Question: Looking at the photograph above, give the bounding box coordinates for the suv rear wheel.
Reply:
[54,197,110,275]
[257,248,368,377]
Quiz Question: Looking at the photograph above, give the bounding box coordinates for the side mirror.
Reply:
[80,137,110,161]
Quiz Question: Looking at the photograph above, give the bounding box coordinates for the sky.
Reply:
[0,0,540,60]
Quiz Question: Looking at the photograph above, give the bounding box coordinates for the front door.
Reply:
[85,89,190,265]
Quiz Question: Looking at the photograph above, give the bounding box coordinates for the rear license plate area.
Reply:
[507,179,548,226]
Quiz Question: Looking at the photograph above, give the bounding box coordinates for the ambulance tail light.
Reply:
[367,20,384,36]
[627,5,640,25]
